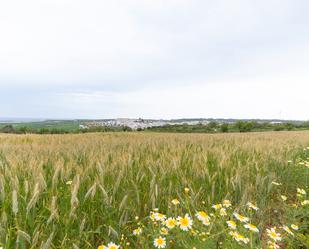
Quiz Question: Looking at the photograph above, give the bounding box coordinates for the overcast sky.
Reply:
[0,0,308,120]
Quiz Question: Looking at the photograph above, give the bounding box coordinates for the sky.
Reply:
[0,0,308,120]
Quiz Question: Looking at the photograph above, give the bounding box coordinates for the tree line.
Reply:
[146,121,309,133]
[0,125,133,134]
[1,121,309,134]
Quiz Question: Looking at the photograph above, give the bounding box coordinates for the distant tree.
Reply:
[38,128,50,134]
[235,121,245,132]
[285,123,294,131]
[208,121,218,129]
[1,125,17,133]
[235,121,253,132]
[301,121,309,128]
[122,126,132,132]
[273,125,284,131]
[250,121,261,129]
[220,123,229,133]
[244,122,253,132]
[18,126,31,134]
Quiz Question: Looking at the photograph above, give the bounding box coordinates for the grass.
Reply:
[0,131,308,248]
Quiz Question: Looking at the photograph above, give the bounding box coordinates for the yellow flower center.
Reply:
[198,211,207,218]
[270,232,278,238]
[180,217,189,226]
[156,238,164,245]
[167,220,176,226]
[229,221,236,226]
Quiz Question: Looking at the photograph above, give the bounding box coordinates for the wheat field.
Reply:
[0,131,308,249]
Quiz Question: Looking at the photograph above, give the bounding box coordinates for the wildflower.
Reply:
[98,245,104,249]
[150,211,156,221]
[267,241,280,249]
[271,181,282,186]
[223,200,232,208]
[233,212,249,223]
[212,204,222,210]
[223,199,232,208]
[297,188,306,195]
[247,202,259,211]
[133,227,142,236]
[266,227,281,241]
[165,218,177,229]
[195,211,210,222]
[135,216,139,220]
[226,220,237,230]
[244,223,259,233]
[160,228,168,235]
[177,214,193,231]
[280,195,287,201]
[184,187,190,194]
[229,231,249,244]
[153,236,166,248]
[219,208,227,216]
[104,242,119,249]
[171,199,180,205]
[66,180,72,185]
[301,200,309,205]
[191,228,198,236]
[202,219,210,226]
[282,225,294,236]
[291,224,298,230]
[155,213,166,221]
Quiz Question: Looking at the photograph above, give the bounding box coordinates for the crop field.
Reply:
[0,131,308,249]
[0,120,80,132]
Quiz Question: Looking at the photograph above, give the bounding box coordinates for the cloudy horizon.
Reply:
[0,0,308,120]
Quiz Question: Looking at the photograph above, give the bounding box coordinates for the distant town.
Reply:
[78,118,305,130]
[80,118,208,130]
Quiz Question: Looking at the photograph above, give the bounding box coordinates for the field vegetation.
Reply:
[0,131,308,248]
